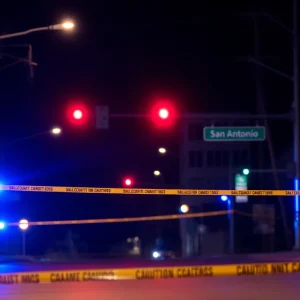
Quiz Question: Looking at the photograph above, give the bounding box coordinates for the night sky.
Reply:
[0,0,295,255]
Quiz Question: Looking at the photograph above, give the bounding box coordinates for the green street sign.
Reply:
[235,174,248,186]
[203,126,265,141]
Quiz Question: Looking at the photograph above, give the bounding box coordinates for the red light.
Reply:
[73,109,83,120]
[66,103,89,126]
[158,108,169,119]
[150,99,177,129]
[123,177,133,187]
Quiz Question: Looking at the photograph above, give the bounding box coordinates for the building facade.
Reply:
[179,114,253,257]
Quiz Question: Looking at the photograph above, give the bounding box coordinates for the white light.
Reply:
[158,108,169,119]
[19,219,29,231]
[221,195,228,201]
[51,127,61,135]
[152,251,160,258]
[153,170,161,176]
[180,204,189,213]
[158,148,166,154]
[0,222,5,230]
[62,21,75,30]
[243,168,250,175]
[125,179,132,186]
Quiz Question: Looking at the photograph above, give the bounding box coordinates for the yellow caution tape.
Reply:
[1,184,300,196]
[6,210,231,226]
[1,261,300,284]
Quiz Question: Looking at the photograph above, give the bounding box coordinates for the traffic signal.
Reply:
[123,177,133,187]
[66,103,90,126]
[150,99,177,129]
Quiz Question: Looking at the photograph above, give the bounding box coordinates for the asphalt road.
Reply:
[0,273,299,300]
[1,252,300,273]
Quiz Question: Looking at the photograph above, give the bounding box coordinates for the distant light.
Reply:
[153,170,161,176]
[221,195,228,201]
[158,147,167,154]
[19,219,29,231]
[124,178,133,187]
[180,204,189,213]
[152,251,160,259]
[243,168,250,175]
[158,108,169,119]
[51,127,62,135]
[0,222,5,230]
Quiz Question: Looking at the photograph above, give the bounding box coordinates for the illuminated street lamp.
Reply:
[51,127,62,135]
[153,170,161,176]
[0,20,75,40]
[180,204,189,214]
[158,147,167,154]
[243,168,250,175]
[19,219,29,256]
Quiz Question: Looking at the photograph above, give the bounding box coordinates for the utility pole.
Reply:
[293,0,300,250]
[254,16,290,249]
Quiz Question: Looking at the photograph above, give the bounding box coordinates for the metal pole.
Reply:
[22,232,26,256]
[293,0,300,250]
[228,163,234,254]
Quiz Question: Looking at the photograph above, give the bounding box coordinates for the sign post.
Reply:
[235,174,248,203]
[203,126,266,141]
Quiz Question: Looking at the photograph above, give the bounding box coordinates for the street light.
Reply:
[242,168,250,175]
[51,127,62,135]
[180,204,189,214]
[0,20,75,40]
[158,147,167,154]
[19,219,29,256]
[153,170,161,176]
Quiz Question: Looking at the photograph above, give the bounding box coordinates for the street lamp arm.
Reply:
[248,56,293,81]
[263,13,294,34]
[0,26,51,40]
[0,22,73,40]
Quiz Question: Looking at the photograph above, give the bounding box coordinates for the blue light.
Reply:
[295,178,299,213]
[0,222,6,230]
[221,195,228,201]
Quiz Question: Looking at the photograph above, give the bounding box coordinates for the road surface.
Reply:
[0,273,299,299]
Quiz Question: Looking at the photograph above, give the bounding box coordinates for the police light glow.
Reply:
[0,222,5,230]
[221,195,228,201]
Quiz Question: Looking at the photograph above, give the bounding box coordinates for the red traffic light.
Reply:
[73,109,83,120]
[66,103,89,126]
[123,177,133,187]
[150,99,177,128]
[158,108,169,119]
